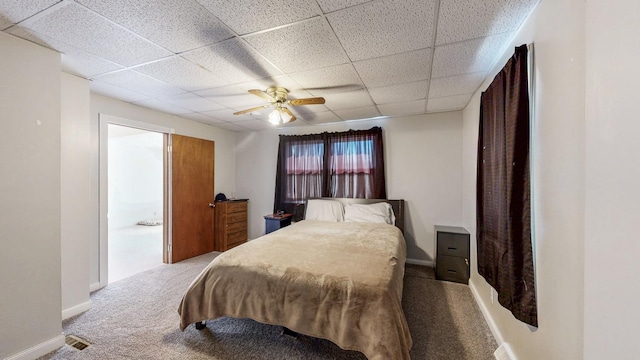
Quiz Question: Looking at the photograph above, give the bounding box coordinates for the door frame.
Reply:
[98,114,174,290]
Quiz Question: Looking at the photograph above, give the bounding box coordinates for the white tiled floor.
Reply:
[108,224,164,283]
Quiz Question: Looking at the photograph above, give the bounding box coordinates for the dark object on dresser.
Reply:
[264,213,293,234]
[214,199,248,251]
[435,225,470,284]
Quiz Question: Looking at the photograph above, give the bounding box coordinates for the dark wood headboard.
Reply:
[300,198,405,235]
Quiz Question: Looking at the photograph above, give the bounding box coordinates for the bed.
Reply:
[178,198,412,360]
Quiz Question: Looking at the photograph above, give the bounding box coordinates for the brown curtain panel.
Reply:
[274,127,386,215]
[477,44,537,327]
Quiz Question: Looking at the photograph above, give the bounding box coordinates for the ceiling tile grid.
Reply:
[93,70,186,98]
[327,0,436,61]
[0,0,541,131]
[132,56,227,92]
[353,49,431,88]
[181,38,283,85]
[428,72,486,99]
[244,17,349,74]
[436,0,540,45]
[431,32,515,79]
[197,0,321,35]
[16,2,173,67]
[7,26,124,77]
[76,0,234,53]
[369,80,428,105]
[0,0,59,30]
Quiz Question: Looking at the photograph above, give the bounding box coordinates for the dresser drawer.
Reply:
[227,211,247,224]
[226,201,247,213]
[437,232,469,258]
[227,229,247,245]
[436,255,469,284]
[226,220,247,233]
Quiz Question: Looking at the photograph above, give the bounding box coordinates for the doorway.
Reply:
[107,124,164,283]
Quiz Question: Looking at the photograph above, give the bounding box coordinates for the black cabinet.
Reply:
[264,213,293,234]
[435,225,470,284]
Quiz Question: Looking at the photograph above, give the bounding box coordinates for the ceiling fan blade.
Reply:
[233,105,270,115]
[283,107,297,122]
[288,97,325,106]
[248,89,276,102]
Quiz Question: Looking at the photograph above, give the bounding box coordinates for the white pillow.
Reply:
[343,202,396,225]
[305,199,344,222]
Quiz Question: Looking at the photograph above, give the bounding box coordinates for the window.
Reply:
[274,127,386,215]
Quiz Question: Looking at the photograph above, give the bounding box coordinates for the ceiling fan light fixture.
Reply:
[268,108,292,125]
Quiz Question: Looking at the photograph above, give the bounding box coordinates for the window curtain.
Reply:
[476,44,537,327]
[274,127,386,215]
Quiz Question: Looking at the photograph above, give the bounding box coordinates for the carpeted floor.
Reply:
[40,253,496,359]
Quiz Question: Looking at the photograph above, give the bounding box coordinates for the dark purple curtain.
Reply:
[477,45,537,327]
[274,127,386,215]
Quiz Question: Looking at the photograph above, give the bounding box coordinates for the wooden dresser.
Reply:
[214,199,248,251]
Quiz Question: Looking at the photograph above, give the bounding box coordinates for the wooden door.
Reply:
[170,134,215,263]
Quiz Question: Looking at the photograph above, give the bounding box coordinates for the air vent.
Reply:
[65,335,91,350]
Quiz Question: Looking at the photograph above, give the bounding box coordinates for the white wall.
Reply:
[108,130,163,229]
[89,94,238,287]
[0,32,64,359]
[584,1,640,358]
[236,112,463,263]
[61,72,93,320]
[461,0,585,359]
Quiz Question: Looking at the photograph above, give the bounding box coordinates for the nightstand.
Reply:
[264,213,293,234]
[435,225,470,284]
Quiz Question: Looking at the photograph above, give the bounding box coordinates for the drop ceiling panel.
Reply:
[233,119,275,131]
[437,0,539,45]
[431,32,513,78]
[354,49,431,88]
[369,80,428,104]
[0,0,58,30]
[76,0,233,53]
[291,109,342,124]
[133,56,227,91]
[316,0,372,13]
[8,26,124,77]
[327,0,435,61]
[318,90,374,111]
[181,112,225,123]
[244,18,349,73]
[378,99,426,117]
[90,81,150,103]
[427,94,472,113]
[18,2,172,66]
[133,98,192,115]
[181,38,283,84]
[159,92,226,112]
[198,0,320,35]
[211,121,253,132]
[201,108,255,122]
[334,106,381,121]
[429,72,486,99]
[93,70,186,98]
[289,64,362,92]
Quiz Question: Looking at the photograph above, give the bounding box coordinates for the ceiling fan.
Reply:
[233,87,325,125]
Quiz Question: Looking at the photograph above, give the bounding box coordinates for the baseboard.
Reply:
[405,258,434,267]
[469,279,506,345]
[89,282,102,292]
[494,342,517,360]
[62,300,92,320]
[3,333,64,360]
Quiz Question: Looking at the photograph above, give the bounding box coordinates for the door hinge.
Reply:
[167,145,172,153]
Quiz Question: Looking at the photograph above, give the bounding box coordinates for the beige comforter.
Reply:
[178,220,412,360]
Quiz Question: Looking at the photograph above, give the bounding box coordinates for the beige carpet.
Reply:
[40,252,497,359]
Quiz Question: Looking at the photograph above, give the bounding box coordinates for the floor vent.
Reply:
[65,335,91,350]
